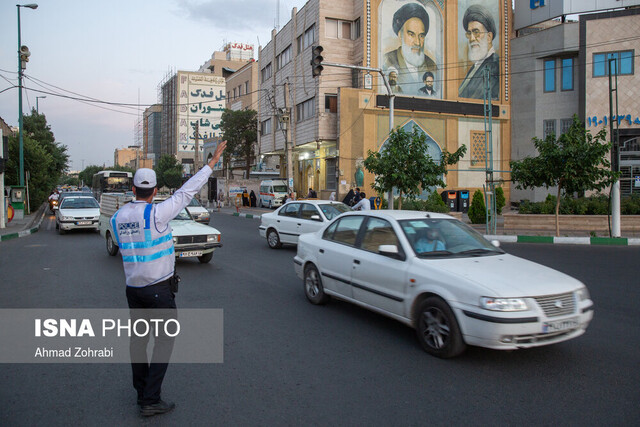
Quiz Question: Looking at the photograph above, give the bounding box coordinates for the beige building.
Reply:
[259,0,513,202]
[114,146,151,170]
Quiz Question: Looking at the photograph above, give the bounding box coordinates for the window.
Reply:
[593,50,634,77]
[544,59,555,92]
[233,88,237,99]
[326,18,353,39]
[470,131,486,167]
[325,158,337,190]
[325,216,365,246]
[261,63,272,82]
[300,203,321,220]
[543,119,556,139]
[238,85,242,96]
[279,203,300,218]
[260,118,271,136]
[325,94,337,113]
[361,218,400,254]
[303,24,315,50]
[561,58,573,91]
[296,98,315,122]
[560,118,573,135]
[244,81,249,95]
[277,45,292,70]
[226,91,230,100]
[354,18,361,39]
[297,35,303,54]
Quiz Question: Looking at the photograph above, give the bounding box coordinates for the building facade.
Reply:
[259,0,513,201]
[511,5,640,202]
[143,104,162,167]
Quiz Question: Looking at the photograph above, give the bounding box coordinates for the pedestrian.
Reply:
[249,190,257,207]
[352,192,371,210]
[351,188,362,207]
[217,189,224,209]
[111,141,226,417]
[329,192,336,201]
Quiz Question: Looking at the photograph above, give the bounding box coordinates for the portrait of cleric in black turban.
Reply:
[458,2,500,100]
[380,1,443,98]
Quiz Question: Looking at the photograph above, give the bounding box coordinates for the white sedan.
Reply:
[294,210,594,358]
[56,196,100,234]
[259,200,351,249]
[185,197,210,224]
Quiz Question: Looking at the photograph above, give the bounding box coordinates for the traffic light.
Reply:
[310,45,324,78]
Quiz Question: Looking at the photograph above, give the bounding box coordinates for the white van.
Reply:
[259,179,289,208]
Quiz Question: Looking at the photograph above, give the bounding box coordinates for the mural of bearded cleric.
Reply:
[382,2,438,96]
[458,3,500,100]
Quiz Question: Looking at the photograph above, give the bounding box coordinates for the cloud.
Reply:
[177,0,275,30]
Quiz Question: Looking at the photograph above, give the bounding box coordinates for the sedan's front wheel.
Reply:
[416,297,466,358]
[198,252,213,263]
[304,264,329,305]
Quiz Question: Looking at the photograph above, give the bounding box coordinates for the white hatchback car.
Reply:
[294,210,594,358]
[185,197,210,224]
[56,196,100,234]
[259,200,351,249]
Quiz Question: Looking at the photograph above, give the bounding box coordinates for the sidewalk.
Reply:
[0,202,47,241]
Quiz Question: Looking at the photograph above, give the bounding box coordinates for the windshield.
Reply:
[319,203,351,220]
[273,185,288,193]
[60,198,99,209]
[188,198,202,207]
[399,218,503,258]
[172,209,193,221]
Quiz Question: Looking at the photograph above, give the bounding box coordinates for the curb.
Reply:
[486,234,640,246]
[0,204,46,242]
[231,212,262,219]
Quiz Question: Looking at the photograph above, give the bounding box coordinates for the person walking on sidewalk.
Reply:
[111,141,226,417]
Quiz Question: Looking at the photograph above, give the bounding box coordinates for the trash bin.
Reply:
[369,196,381,210]
[441,190,458,212]
[457,190,470,213]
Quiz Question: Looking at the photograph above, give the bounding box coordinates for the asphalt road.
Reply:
[0,212,639,426]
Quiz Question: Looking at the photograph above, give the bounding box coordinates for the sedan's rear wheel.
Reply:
[106,232,119,256]
[304,264,329,305]
[267,228,282,249]
[416,297,466,358]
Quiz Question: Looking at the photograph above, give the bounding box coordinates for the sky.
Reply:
[0,0,307,171]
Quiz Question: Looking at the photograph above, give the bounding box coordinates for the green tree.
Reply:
[155,154,183,190]
[219,109,257,178]
[468,189,487,224]
[4,110,69,209]
[364,126,466,209]
[510,115,617,236]
[79,165,104,188]
[495,186,505,214]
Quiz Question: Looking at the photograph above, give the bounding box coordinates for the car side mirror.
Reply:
[490,240,500,248]
[378,244,403,260]
[310,214,321,221]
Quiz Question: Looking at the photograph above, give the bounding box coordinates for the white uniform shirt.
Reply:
[112,165,213,287]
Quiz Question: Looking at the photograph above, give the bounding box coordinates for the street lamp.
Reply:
[17,3,38,187]
[36,95,46,113]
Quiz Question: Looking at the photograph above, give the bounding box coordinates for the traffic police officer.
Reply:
[112,141,226,417]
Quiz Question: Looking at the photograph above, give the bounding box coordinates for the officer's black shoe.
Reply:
[140,400,175,417]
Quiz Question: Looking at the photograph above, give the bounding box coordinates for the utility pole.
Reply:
[282,81,292,192]
[483,67,497,234]
[1,129,5,229]
[608,58,621,237]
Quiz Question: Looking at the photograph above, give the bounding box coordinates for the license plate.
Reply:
[77,221,92,225]
[542,317,579,333]
[178,251,202,257]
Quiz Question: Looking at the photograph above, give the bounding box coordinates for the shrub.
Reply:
[495,186,506,214]
[468,189,486,224]
[516,193,640,215]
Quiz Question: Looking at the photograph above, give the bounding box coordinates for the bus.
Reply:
[92,170,133,202]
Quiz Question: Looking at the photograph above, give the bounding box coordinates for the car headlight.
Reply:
[207,234,220,243]
[480,297,528,311]
[62,216,75,221]
[576,287,590,301]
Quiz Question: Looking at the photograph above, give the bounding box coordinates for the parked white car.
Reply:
[185,197,210,224]
[294,210,594,358]
[55,196,100,234]
[259,200,351,249]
